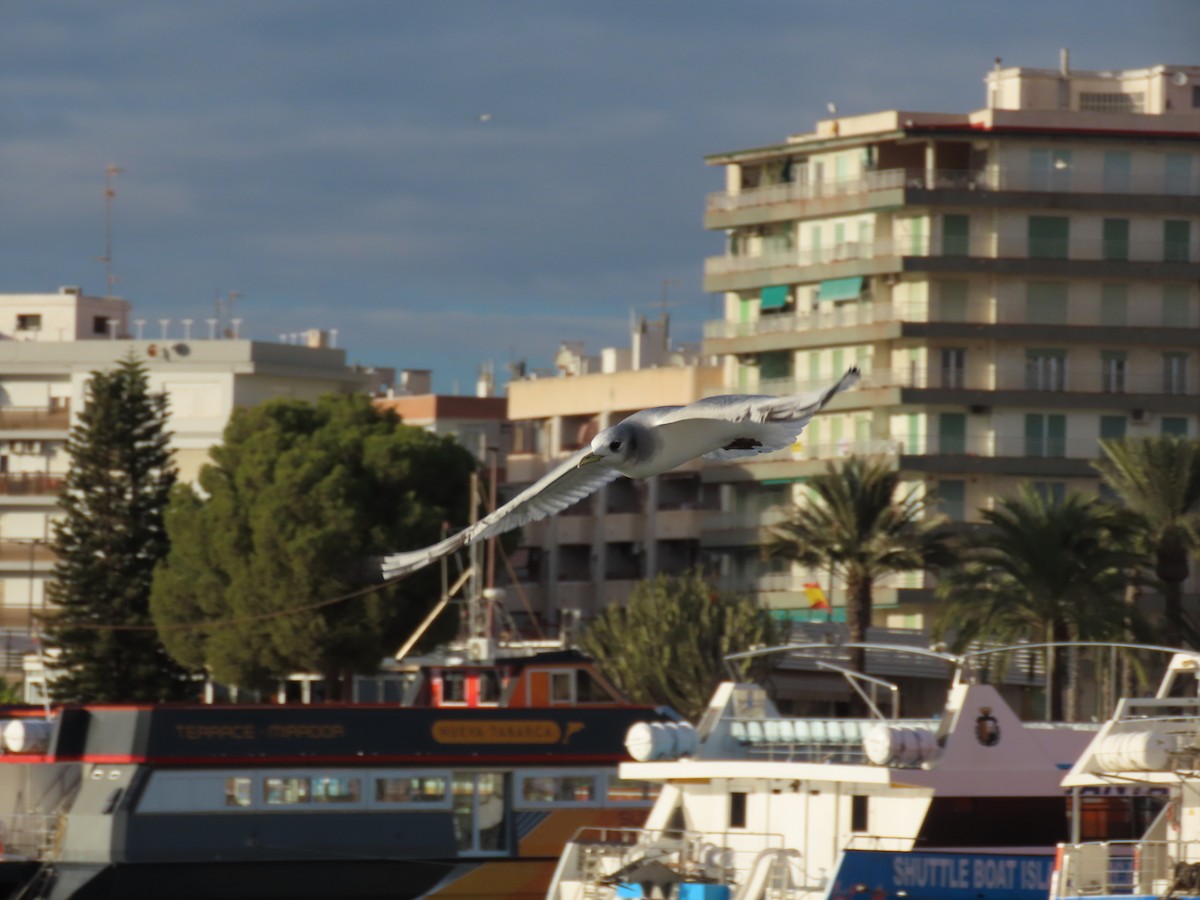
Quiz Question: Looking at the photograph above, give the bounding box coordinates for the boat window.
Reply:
[312,777,361,804]
[605,778,661,805]
[375,775,449,804]
[265,777,310,805]
[550,671,573,703]
[442,671,468,704]
[224,777,252,808]
[520,774,596,805]
[478,670,502,704]
[575,670,616,703]
[729,791,747,828]
[851,795,869,832]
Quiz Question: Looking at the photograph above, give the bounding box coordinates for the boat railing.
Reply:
[561,826,790,891]
[844,833,917,852]
[0,813,59,861]
[728,717,940,765]
[1054,840,1173,897]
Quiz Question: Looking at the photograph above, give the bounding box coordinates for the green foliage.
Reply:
[934,484,1145,720]
[150,393,476,692]
[44,356,195,702]
[766,456,952,672]
[578,571,778,721]
[1094,435,1200,646]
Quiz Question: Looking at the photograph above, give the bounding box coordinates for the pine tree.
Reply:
[43,355,195,702]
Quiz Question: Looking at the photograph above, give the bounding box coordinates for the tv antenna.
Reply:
[99,164,125,297]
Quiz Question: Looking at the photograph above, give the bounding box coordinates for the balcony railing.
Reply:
[709,366,1199,400]
[0,406,70,430]
[0,474,63,496]
[708,165,1200,214]
[706,234,1194,279]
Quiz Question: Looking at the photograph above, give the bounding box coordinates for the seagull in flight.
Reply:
[380,367,860,579]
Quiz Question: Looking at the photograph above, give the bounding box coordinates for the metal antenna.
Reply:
[100,164,125,297]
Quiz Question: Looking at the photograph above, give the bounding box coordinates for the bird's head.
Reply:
[579,422,638,468]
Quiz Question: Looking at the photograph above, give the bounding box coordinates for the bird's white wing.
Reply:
[380,448,621,579]
[651,367,861,460]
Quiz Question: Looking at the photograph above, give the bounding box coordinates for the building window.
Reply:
[940,348,966,389]
[1100,284,1128,326]
[1163,353,1188,395]
[15,314,41,332]
[1033,482,1067,505]
[1164,220,1191,263]
[1025,414,1066,458]
[1102,151,1132,193]
[938,414,966,454]
[93,316,111,336]
[759,351,793,382]
[939,281,968,322]
[1028,216,1069,260]
[1099,416,1127,443]
[1026,282,1068,324]
[1026,350,1067,391]
[1029,149,1072,191]
[937,480,966,521]
[1162,417,1190,438]
[1102,218,1129,262]
[729,792,747,829]
[1100,351,1127,394]
[1163,285,1191,328]
[942,214,969,257]
[1165,153,1193,195]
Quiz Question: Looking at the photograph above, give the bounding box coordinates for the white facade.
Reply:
[0,288,383,667]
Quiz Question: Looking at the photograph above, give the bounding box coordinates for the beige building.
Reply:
[503,315,722,627]
[0,287,388,670]
[700,57,1200,629]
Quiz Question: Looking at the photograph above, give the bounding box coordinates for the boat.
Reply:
[0,464,679,900]
[0,622,676,900]
[1051,649,1200,900]
[546,642,1154,900]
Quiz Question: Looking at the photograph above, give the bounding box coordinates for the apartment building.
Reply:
[503,314,722,626]
[0,287,389,670]
[700,57,1200,628]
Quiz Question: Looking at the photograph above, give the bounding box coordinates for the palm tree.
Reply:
[1094,435,1200,647]
[765,456,952,675]
[934,484,1144,721]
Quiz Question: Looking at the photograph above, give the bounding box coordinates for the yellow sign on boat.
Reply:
[433,720,579,744]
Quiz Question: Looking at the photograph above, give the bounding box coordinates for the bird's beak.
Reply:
[578,452,602,468]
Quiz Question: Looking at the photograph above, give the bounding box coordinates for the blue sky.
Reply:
[1,2,1196,393]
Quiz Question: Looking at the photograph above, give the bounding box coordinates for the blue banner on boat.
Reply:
[828,850,1054,900]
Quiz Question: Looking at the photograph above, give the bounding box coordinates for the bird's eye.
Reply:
[609,440,622,452]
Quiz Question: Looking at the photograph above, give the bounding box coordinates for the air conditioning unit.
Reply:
[1131,409,1151,425]
[466,637,494,662]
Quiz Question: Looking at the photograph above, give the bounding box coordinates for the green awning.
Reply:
[817,276,864,303]
[760,285,789,310]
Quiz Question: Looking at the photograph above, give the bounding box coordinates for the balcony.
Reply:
[705,297,1197,344]
[707,165,1200,219]
[0,406,70,431]
[0,474,63,498]
[720,364,1199,402]
[705,232,1200,295]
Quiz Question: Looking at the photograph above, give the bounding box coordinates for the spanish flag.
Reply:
[803,582,830,610]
